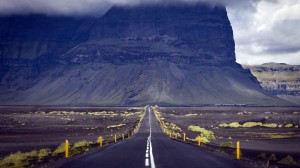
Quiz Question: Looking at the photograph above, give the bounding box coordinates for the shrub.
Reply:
[257,152,267,159]
[188,125,215,143]
[37,148,51,162]
[242,122,262,128]
[0,151,30,167]
[228,122,241,128]
[284,123,293,128]
[219,123,229,128]
[262,123,277,128]
[73,140,92,148]
[220,141,233,148]
[269,154,277,161]
[169,123,182,131]
[107,124,126,129]
[278,155,297,166]
[52,143,66,156]
[219,122,241,128]
[26,150,38,157]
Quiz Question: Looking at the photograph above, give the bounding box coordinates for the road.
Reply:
[60,107,244,168]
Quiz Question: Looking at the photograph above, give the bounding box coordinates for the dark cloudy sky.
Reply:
[0,0,299,65]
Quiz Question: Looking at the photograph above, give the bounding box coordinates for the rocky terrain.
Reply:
[0,3,290,106]
[244,63,300,105]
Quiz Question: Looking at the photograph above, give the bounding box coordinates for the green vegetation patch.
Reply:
[166,123,182,131]
[242,122,262,128]
[107,124,126,129]
[188,125,215,143]
[71,140,94,156]
[278,155,297,166]
[0,151,31,168]
[0,149,52,168]
[52,143,66,156]
[284,123,294,128]
[219,122,241,128]
[220,141,233,148]
[262,123,277,128]
[120,112,141,117]
[37,148,51,162]
[219,122,279,128]
[73,140,93,148]
[228,122,241,128]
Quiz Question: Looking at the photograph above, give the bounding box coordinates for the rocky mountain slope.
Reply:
[243,63,300,105]
[0,4,291,106]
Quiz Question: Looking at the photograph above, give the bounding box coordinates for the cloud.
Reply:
[0,0,250,16]
[228,0,300,65]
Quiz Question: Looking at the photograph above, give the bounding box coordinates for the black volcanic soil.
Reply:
[0,106,143,158]
[155,106,300,163]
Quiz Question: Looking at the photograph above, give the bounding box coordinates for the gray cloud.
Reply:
[228,0,300,65]
[0,0,254,16]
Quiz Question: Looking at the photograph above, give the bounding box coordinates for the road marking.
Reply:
[149,139,155,168]
[144,107,156,168]
[145,158,149,166]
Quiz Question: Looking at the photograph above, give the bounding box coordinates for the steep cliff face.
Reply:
[0,4,291,106]
[243,63,300,105]
[0,15,94,60]
[63,4,235,64]
[0,15,95,81]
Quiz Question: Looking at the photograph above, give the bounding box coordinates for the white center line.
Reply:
[145,107,156,168]
[149,139,155,168]
[145,158,149,166]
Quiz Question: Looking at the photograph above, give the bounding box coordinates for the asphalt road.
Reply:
[60,107,244,168]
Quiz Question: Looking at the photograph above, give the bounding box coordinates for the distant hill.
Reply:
[0,4,292,106]
[243,63,300,105]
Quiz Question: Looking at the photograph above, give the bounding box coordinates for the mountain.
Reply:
[243,63,300,105]
[0,4,292,106]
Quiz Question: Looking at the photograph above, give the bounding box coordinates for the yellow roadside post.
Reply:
[122,134,124,140]
[65,140,69,158]
[99,136,103,147]
[128,133,130,138]
[114,134,117,142]
[236,141,241,160]
[197,136,201,146]
[183,133,186,142]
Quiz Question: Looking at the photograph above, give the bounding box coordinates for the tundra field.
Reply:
[0,106,300,167]
[153,106,300,167]
[0,107,144,161]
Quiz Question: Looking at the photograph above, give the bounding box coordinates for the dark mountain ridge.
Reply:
[0,4,292,106]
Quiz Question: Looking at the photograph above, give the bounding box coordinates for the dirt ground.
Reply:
[154,106,300,164]
[0,106,144,158]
